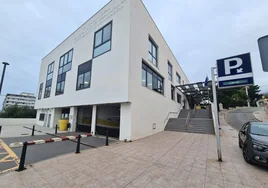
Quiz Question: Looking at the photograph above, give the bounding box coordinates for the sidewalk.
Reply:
[0,115,267,188]
[0,125,67,138]
[253,109,268,122]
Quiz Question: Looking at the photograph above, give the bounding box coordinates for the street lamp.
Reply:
[0,62,9,95]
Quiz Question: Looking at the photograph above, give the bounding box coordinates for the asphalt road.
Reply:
[0,132,113,174]
[225,107,262,130]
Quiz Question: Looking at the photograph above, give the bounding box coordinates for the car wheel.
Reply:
[243,146,253,164]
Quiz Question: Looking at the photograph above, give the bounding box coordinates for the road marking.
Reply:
[0,139,20,174]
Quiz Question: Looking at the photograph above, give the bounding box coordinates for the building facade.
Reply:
[35,0,190,141]
[3,92,36,109]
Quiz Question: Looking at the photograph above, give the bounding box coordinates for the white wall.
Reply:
[0,118,36,126]
[127,0,190,140]
[35,0,130,109]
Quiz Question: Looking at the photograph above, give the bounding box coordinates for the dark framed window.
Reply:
[44,62,54,98]
[93,22,112,58]
[142,62,164,94]
[168,61,173,81]
[77,60,92,90]
[56,72,66,95]
[59,49,73,74]
[56,49,73,96]
[171,85,175,100]
[38,83,43,100]
[39,113,45,121]
[61,108,70,119]
[148,37,158,66]
[176,72,181,84]
[177,93,181,103]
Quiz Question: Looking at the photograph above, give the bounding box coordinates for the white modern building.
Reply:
[3,92,36,109]
[35,0,190,141]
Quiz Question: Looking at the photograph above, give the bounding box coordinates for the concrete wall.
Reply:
[35,0,130,109]
[0,118,36,126]
[126,0,189,140]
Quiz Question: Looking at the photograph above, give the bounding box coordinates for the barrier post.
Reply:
[106,130,109,146]
[75,135,81,154]
[0,125,2,135]
[55,124,58,134]
[16,142,28,171]
[31,125,35,136]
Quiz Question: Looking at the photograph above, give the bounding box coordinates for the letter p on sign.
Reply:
[224,58,243,75]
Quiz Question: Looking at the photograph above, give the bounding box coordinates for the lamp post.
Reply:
[0,62,9,95]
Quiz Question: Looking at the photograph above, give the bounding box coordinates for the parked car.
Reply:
[238,121,268,166]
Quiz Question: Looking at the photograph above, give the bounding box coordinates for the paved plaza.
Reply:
[0,112,267,188]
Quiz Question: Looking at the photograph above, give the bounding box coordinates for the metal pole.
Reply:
[0,62,9,95]
[0,125,2,135]
[211,67,222,161]
[106,130,109,146]
[55,124,58,134]
[31,125,35,136]
[245,86,250,107]
[75,135,81,154]
[16,142,28,171]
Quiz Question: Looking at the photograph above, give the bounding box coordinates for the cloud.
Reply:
[0,0,267,110]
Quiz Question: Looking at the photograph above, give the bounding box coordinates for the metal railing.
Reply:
[185,111,191,131]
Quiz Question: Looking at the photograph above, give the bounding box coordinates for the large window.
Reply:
[176,72,181,84]
[93,22,112,58]
[177,93,181,103]
[38,83,43,100]
[142,63,163,94]
[168,61,173,81]
[56,49,73,95]
[77,60,92,90]
[171,85,175,100]
[148,37,158,66]
[44,62,54,98]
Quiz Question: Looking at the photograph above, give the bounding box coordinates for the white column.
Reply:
[69,107,77,132]
[119,103,131,141]
[91,105,97,135]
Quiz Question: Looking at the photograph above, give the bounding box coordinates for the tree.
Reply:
[0,105,36,118]
[218,85,261,108]
[247,85,262,106]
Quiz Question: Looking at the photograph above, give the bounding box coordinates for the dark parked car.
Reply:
[238,122,268,166]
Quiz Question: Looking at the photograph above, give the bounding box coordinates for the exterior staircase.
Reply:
[165,108,215,134]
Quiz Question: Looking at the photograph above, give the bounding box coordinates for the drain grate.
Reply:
[21,133,30,135]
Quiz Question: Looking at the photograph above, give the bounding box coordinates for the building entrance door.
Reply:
[47,114,51,127]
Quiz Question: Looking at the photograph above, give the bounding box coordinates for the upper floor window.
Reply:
[142,62,163,94]
[168,61,173,81]
[148,37,157,66]
[176,72,181,84]
[44,62,54,98]
[59,49,73,74]
[56,49,73,96]
[77,60,92,90]
[38,83,43,100]
[93,22,112,58]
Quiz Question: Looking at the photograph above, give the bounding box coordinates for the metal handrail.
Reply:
[192,104,196,118]
[185,112,190,131]
[164,111,179,123]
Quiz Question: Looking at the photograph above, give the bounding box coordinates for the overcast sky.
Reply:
[0,0,268,105]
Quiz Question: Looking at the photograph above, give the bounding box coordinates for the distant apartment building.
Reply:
[3,92,36,109]
[35,0,190,141]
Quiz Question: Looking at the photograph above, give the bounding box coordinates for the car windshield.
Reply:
[250,123,268,136]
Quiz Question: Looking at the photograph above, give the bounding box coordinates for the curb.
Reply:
[252,111,262,122]
[9,133,92,148]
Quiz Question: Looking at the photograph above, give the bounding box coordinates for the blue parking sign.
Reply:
[217,53,254,89]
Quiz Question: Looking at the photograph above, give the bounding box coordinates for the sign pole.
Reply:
[211,67,222,161]
[245,86,250,107]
